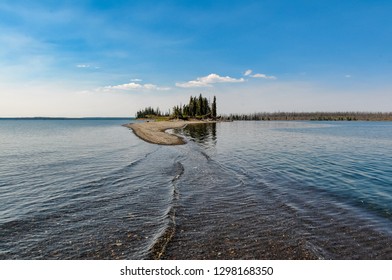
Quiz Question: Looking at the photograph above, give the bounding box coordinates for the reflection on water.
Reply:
[176,123,217,147]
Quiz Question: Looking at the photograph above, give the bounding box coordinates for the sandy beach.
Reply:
[124,120,210,145]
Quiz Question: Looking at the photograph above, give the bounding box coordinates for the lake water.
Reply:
[1,119,391,259]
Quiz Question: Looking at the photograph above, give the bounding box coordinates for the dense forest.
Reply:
[172,94,217,119]
[136,94,217,120]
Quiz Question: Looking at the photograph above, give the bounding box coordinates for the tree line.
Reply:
[135,106,167,119]
[136,94,217,120]
[222,112,392,121]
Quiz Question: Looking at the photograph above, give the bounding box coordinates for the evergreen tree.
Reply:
[136,106,162,118]
[167,93,216,119]
[212,96,217,118]
[202,97,208,115]
[196,94,202,116]
[183,104,189,116]
[189,96,196,117]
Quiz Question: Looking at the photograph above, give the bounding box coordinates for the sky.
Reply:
[0,0,391,117]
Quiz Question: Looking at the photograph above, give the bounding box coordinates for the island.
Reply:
[125,94,218,145]
[124,120,213,145]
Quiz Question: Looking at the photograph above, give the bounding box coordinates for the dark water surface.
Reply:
[1,120,391,259]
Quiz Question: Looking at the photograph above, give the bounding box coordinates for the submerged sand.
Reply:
[124,120,209,145]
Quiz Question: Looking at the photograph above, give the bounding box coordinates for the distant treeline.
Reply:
[136,94,217,120]
[0,117,131,120]
[135,106,168,119]
[222,112,392,121]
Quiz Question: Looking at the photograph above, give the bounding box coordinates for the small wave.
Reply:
[148,161,184,259]
[116,147,159,174]
[171,161,185,183]
[200,150,211,161]
[149,207,176,260]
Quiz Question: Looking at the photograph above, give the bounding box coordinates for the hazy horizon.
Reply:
[1,1,391,117]
[1,110,392,119]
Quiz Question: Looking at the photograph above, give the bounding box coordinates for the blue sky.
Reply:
[1,0,391,117]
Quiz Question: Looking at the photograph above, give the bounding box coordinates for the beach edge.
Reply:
[123,120,214,145]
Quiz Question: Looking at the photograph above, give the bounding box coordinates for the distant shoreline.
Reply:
[1,111,391,121]
[124,120,214,145]
[222,112,392,121]
[0,117,132,120]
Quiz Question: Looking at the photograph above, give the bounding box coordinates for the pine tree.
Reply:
[212,96,217,118]
[189,96,196,117]
[196,94,202,116]
[202,97,208,115]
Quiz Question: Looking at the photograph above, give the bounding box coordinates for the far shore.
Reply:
[124,119,215,145]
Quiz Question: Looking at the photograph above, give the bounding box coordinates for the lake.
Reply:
[1,119,391,259]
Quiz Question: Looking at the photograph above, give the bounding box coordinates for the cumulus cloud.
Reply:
[103,82,170,91]
[176,73,245,88]
[244,69,277,80]
[130,78,142,82]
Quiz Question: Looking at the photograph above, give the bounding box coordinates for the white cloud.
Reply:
[143,83,171,91]
[130,78,142,82]
[107,82,142,90]
[244,69,252,76]
[176,73,245,88]
[77,64,101,69]
[251,73,277,80]
[244,69,277,80]
[103,82,170,91]
[143,84,157,90]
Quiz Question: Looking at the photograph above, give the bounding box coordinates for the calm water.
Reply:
[1,119,391,259]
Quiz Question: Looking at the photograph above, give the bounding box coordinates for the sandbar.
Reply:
[124,120,210,145]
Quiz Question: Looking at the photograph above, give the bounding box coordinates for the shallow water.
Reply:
[1,120,391,259]
[171,121,392,259]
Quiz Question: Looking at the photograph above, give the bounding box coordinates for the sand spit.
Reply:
[124,120,210,145]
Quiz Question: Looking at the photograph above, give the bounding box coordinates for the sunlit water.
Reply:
[1,120,391,259]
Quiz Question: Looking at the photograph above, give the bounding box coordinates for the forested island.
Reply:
[129,94,218,145]
[136,94,217,120]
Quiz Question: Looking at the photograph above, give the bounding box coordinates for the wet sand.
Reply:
[124,120,210,145]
